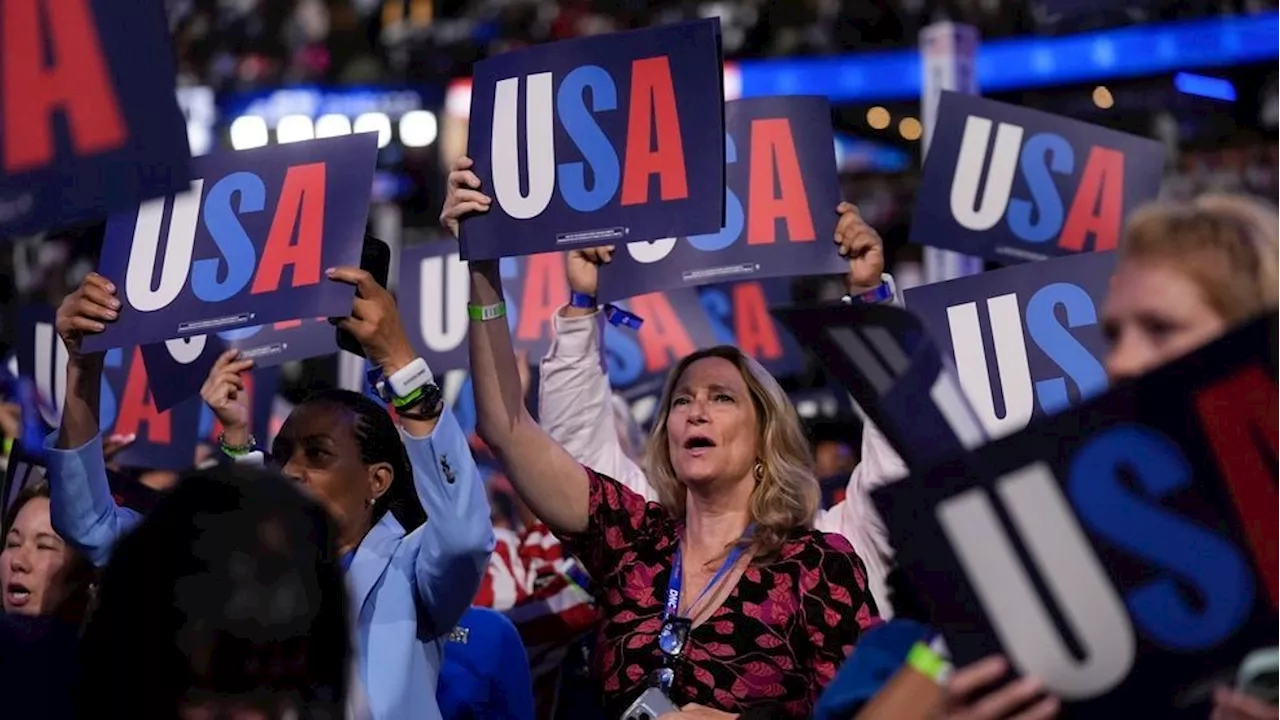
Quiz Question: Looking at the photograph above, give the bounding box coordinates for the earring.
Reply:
[366,497,375,508]
[753,462,765,481]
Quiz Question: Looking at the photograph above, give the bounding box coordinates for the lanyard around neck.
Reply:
[664,524,755,621]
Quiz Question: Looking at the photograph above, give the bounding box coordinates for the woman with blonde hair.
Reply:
[443,157,879,719]
[1102,193,1278,720]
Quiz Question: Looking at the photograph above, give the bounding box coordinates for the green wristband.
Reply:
[906,641,952,684]
[1,437,12,456]
[468,302,507,321]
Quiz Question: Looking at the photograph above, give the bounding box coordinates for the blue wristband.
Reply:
[843,281,895,305]
[569,291,597,309]
[603,304,644,330]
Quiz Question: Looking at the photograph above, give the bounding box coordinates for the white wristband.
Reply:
[387,357,435,399]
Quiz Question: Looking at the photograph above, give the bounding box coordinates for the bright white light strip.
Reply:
[229,115,268,150]
[353,112,392,148]
[276,114,315,144]
[399,110,438,147]
[315,113,353,139]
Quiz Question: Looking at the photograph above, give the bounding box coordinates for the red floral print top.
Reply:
[557,467,880,719]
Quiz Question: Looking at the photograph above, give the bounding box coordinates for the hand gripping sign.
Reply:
[83,134,379,353]
[18,305,202,471]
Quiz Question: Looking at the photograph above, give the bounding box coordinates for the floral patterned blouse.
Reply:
[557,467,880,719]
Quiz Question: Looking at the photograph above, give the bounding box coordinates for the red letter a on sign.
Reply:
[747,118,815,245]
[1059,147,1124,253]
[1195,365,1279,609]
[620,57,689,206]
[114,348,170,444]
[2,0,127,173]
[252,163,326,294]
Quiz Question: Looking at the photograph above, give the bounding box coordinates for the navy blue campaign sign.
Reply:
[903,250,1117,441]
[83,133,379,352]
[139,318,334,411]
[771,302,989,472]
[16,306,202,470]
[602,96,846,301]
[872,312,1278,717]
[460,19,726,261]
[699,278,804,378]
[0,0,191,237]
[912,92,1165,265]
[398,241,720,401]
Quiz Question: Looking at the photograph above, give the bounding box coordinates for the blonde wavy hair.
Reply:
[642,346,820,561]
[1120,193,1279,323]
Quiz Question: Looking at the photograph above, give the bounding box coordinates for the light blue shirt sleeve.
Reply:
[400,408,496,638]
[42,431,143,568]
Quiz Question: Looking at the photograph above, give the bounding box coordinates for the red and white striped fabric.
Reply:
[473,522,599,718]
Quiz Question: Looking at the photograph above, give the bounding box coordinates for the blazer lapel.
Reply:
[347,514,405,618]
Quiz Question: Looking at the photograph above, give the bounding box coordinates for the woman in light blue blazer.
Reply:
[45,269,495,720]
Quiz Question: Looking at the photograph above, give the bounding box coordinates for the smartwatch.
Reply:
[373,358,443,416]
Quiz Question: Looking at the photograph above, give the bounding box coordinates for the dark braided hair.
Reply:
[283,389,427,533]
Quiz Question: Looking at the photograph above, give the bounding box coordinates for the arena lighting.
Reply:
[276,114,316,144]
[1174,72,1237,102]
[315,113,353,138]
[229,115,269,150]
[866,106,890,130]
[898,117,922,141]
[354,112,392,148]
[1092,85,1115,109]
[399,110,438,147]
[736,13,1276,102]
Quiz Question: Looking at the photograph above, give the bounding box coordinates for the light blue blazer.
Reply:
[44,407,496,720]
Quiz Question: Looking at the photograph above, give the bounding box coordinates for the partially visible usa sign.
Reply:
[139,318,333,411]
[699,279,804,378]
[0,0,191,237]
[17,306,202,470]
[772,302,987,471]
[873,312,1278,716]
[602,96,845,300]
[904,251,1117,440]
[460,19,726,261]
[83,133,379,352]
[912,92,1165,265]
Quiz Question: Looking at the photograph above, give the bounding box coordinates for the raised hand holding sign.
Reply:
[82,134,379,352]
[460,19,726,261]
[19,301,202,471]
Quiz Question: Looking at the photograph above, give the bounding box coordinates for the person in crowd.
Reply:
[438,605,536,719]
[76,462,352,719]
[45,268,495,720]
[1102,193,1278,720]
[443,157,879,719]
[1,480,94,623]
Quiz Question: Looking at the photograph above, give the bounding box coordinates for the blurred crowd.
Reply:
[164,0,1280,89]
